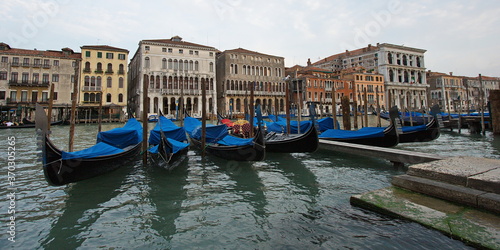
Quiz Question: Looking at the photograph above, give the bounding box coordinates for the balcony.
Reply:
[83,68,91,73]
[118,70,125,75]
[32,64,42,68]
[6,98,49,105]
[105,70,114,75]
[83,86,102,91]
[11,62,19,67]
[8,81,50,88]
[42,64,51,69]
[22,63,30,67]
[94,70,103,74]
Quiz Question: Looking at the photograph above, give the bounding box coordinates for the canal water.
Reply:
[1,119,498,249]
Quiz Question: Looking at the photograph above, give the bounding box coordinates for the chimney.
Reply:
[307,58,311,66]
[449,72,453,76]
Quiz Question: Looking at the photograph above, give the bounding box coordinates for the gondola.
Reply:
[184,116,265,161]
[319,106,400,147]
[148,114,189,168]
[35,104,143,186]
[399,104,441,143]
[265,122,319,153]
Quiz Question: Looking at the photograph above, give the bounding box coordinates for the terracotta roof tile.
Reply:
[0,47,81,59]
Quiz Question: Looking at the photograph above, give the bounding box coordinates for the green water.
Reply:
[2,121,497,249]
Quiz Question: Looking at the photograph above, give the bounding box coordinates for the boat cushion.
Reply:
[97,118,143,149]
[320,127,385,139]
[216,135,254,146]
[62,142,125,160]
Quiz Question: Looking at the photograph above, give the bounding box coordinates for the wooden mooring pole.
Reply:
[490,89,500,135]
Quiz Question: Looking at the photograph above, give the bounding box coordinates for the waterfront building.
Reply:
[426,71,467,113]
[339,67,386,113]
[128,36,218,119]
[79,45,129,121]
[0,42,80,122]
[216,48,286,117]
[313,43,428,110]
[462,75,500,112]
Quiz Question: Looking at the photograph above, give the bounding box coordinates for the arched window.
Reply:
[162,58,167,69]
[96,76,101,87]
[91,76,96,86]
[106,93,112,102]
[189,61,194,70]
[90,93,96,102]
[210,62,214,72]
[107,77,112,88]
[168,59,173,69]
[145,57,150,68]
[118,93,123,103]
[184,60,188,70]
[388,53,393,64]
[107,63,113,73]
[96,62,102,72]
[389,70,394,82]
[85,62,90,71]
[179,60,183,70]
[119,64,124,74]
[119,77,124,88]
[84,93,89,102]
[84,76,90,86]
[194,61,199,71]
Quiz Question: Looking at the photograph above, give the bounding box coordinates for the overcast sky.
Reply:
[2,0,499,77]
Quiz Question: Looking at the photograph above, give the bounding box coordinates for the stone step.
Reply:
[392,174,500,214]
[406,156,500,195]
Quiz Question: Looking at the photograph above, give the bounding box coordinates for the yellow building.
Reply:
[340,67,386,112]
[79,45,129,120]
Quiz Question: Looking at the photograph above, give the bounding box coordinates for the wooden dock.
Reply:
[318,139,445,166]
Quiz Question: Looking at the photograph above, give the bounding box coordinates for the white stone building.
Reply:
[128,36,218,119]
[313,43,428,110]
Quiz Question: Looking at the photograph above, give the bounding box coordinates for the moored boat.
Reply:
[35,104,142,186]
[265,122,319,153]
[184,116,265,161]
[148,115,189,168]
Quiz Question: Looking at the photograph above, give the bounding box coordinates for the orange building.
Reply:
[339,67,385,112]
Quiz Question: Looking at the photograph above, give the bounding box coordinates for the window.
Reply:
[12,57,19,65]
[107,63,113,73]
[107,77,112,88]
[84,76,90,86]
[106,53,113,59]
[119,77,124,88]
[118,54,126,60]
[0,71,6,80]
[168,59,173,69]
[96,63,103,72]
[209,52,213,57]
[10,72,18,82]
[145,46,150,51]
[119,64,125,74]
[34,59,41,66]
[85,51,91,57]
[42,92,48,102]
[22,72,29,83]
[106,93,111,102]
[52,74,59,82]
[31,91,38,102]
[84,62,91,71]
[162,48,167,52]
[23,58,30,66]
[195,51,199,55]
[53,92,58,100]
[0,91,6,100]
[189,50,193,55]
[162,58,167,69]
[10,91,17,101]
[1,57,8,63]
[53,60,59,66]
[21,91,27,101]
[43,59,50,67]
[179,49,183,54]
[168,48,172,53]
[145,57,150,68]
[96,76,102,87]
[97,52,102,58]
[210,62,214,72]
[118,93,123,102]
[33,73,39,83]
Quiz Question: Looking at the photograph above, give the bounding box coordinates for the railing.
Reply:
[118,70,125,75]
[8,81,50,87]
[82,86,102,91]
[94,70,103,74]
[6,98,49,105]
[42,64,51,69]
[105,70,114,74]
[83,68,91,73]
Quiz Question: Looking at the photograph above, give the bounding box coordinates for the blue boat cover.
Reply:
[96,118,143,149]
[402,124,427,133]
[148,138,189,154]
[266,119,312,134]
[148,116,186,144]
[62,142,125,160]
[320,126,385,139]
[216,135,254,146]
[184,117,228,143]
[316,117,340,132]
